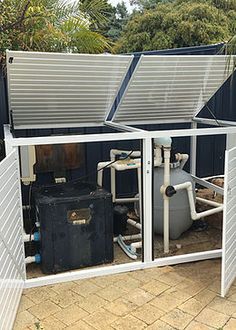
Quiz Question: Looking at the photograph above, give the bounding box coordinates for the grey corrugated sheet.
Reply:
[0,43,235,197]
[113,55,235,124]
[6,51,132,129]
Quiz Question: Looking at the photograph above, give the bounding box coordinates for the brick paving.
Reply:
[14,259,236,330]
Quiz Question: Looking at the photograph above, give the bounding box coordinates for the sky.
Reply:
[108,0,135,12]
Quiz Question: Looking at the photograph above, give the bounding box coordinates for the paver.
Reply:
[179,298,204,316]
[13,260,236,330]
[224,318,236,330]
[195,307,229,328]
[54,304,89,326]
[160,308,193,330]
[131,302,164,325]
[111,314,146,330]
[28,300,61,320]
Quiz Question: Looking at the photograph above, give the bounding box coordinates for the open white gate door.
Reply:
[221,146,236,297]
[0,150,26,330]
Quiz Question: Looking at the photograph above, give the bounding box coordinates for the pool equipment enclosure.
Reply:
[1,50,236,329]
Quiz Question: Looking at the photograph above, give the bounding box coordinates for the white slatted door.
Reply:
[0,150,25,330]
[221,146,236,297]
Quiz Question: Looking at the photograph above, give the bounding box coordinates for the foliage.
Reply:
[92,0,130,42]
[130,0,172,10]
[115,0,236,53]
[0,0,111,57]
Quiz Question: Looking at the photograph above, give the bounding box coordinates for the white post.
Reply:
[226,133,236,150]
[15,146,27,280]
[190,121,197,176]
[4,124,14,155]
[142,137,153,263]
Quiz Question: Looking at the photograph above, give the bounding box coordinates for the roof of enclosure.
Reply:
[113,55,235,125]
[6,51,133,129]
[6,51,236,130]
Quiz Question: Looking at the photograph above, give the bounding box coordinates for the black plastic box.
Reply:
[34,181,113,274]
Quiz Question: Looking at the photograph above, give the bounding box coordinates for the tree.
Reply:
[91,0,130,42]
[0,0,111,57]
[114,0,236,53]
[130,0,171,10]
[107,1,130,41]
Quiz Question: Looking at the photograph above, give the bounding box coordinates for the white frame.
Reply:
[4,121,236,291]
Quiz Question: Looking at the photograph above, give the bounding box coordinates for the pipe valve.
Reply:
[165,186,177,197]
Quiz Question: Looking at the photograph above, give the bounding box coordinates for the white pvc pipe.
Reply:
[25,256,36,264]
[23,234,31,243]
[173,182,223,220]
[196,197,223,208]
[110,149,141,158]
[137,167,142,222]
[130,241,142,251]
[154,146,162,167]
[176,153,189,169]
[110,153,116,202]
[115,197,139,203]
[163,148,171,254]
[97,161,111,186]
[127,218,142,230]
[98,147,163,198]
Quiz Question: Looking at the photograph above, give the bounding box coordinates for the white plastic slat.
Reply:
[221,146,236,297]
[7,50,133,129]
[0,150,25,330]
[114,55,235,124]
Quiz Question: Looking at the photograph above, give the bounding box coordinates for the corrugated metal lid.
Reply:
[112,55,236,125]
[7,50,133,129]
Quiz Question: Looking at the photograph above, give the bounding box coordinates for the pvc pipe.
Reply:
[110,153,116,202]
[23,231,40,242]
[25,254,41,264]
[98,147,163,192]
[127,218,142,230]
[25,256,36,264]
[163,147,171,254]
[196,197,223,208]
[130,241,142,253]
[175,153,189,169]
[154,146,162,167]
[137,167,142,225]
[113,233,141,243]
[173,182,224,220]
[115,197,139,203]
[131,241,142,248]
[110,149,141,158]
[97,161,111,186]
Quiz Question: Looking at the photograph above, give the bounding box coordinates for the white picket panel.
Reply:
[221,146,236,297]
[0,150,25,330]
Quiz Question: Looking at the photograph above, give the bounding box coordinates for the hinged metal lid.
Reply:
[113,55,236,125]
[7,50,133,129]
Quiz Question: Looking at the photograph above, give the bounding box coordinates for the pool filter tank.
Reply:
[134,137,195,241]
[153,165,194,240]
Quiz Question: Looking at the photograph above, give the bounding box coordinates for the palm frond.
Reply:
[78,0,110,27]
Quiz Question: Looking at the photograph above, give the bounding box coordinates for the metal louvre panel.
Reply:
[0,150,25,330]
[7,51,133,129]
[221,146,236,297]
[114,55,235,124]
